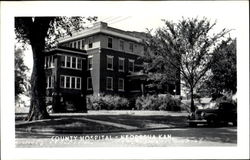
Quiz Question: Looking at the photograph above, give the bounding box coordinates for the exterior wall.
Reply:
[99,33,144,56]
[99,48,141,96]
[86,48,101,95]
[44,49,88,112]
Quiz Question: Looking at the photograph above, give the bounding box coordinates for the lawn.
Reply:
[16,110,189,136]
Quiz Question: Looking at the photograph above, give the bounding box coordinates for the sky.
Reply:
[13,1,244,74]
[21,12,238,75]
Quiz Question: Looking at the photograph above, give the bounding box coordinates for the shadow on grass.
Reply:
[15,113,237,144]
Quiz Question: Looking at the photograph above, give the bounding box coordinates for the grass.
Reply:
[15,110,189,135]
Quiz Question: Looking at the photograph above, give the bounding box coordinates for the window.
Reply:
[66,76,70,88]
[61,55,82,70]
[128,59,134,72]
[72,57,76,68]
[69,42,73,48]
[61,56,65,67]
[60,75,81,90]
[60,76,65,88]
[118,78,124,91]
[107,55,113,70]
[47,76,54,89]
[129,43,134,52]
[77,58,82,69]
[108,37,113,48]
[74,41,77,48]
[71,77,76,89]
[81,39,85,49]
[88,38,93,49]
[88,56,93,70]
[66,56,71,68]
[118,57,125,72]
[76,77,81,89]
[78,41,81,49]
[50,56,54,68]
[87,77,93,90]
[45,56,54,68]
[120,40,124,51]
[88,43,93,48]
[106,77,113,90]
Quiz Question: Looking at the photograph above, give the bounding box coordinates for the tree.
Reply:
[15,48,29,101]
[201,38,236,99]
[144,17,230,112]
[15,17,97,121]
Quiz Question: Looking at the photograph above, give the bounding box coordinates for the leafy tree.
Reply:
[15,17,97,121]
[201,38,236,99]
[144,17,230,112]
[15,48,29,101]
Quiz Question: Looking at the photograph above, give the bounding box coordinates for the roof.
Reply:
[44,46,87,57]
[58,21,142,43]
[127,71,148,80]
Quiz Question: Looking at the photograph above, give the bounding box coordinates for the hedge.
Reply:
[87,94,181,111]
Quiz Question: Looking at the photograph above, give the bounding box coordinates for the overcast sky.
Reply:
[14,1,244,75]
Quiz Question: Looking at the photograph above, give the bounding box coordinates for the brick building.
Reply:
[45,21,180,112]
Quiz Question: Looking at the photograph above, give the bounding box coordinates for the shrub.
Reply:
[87,94,129,110]
[135,94,181,111]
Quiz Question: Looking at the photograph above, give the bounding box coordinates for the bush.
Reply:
[215,95,237,107]
[135,94,181,111]
[87,94,130,110]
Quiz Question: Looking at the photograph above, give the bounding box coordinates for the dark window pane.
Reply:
[66,77,70,88]
[72,57,76,68]
[71,77,75,89]
[88,57,93,70]
[66,56,71,68]
[77,58,82,69]
[76,78,81,89]
[108,38,112,48]
[61,56,65,67]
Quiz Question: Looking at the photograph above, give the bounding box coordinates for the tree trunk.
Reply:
[26,18,52,121]
[26,45,49,120]
[190,87,195,112]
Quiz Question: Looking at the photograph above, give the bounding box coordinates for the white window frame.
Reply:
[87,77,93,90]
[77,41,81,49]
[77,58,82,69]
[88,38,93,49]
[81,39,85,50]
[61,55,82,70]
[69,42,73,48]
[45,55,54,68]
[128,59,135,73]
[118,78,124,91]
[47,76,54,89]
[119,40,124,51]
[60,75,81,90]
[88,55,93,70]
[106,77,113,91]
[106,55,114,71]
[76,77,81,90]
[129,43,134,53]
[108,37,113,48]
[118,57,125,72]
